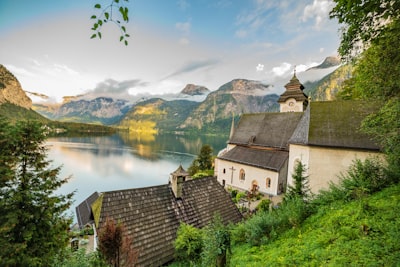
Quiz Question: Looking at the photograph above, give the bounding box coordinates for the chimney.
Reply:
[170,165,188,199]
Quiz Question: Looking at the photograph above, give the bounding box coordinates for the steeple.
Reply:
[277,68,308,112]
[169,164,189,199]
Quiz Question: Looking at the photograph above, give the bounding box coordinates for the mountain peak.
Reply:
[307,56,341,71]
[0,64,32,109]
[180,84,210,96]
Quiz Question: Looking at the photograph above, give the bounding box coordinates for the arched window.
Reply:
[266,177,271,188]
[223,168,226,174]
[239,169,245,181]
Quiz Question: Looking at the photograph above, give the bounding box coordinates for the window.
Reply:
[223,168,226,174]
[239,169,245,181]
[266,178,271,188]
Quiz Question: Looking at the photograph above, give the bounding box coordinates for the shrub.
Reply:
[174,223,203,265]
[256,199,271,212]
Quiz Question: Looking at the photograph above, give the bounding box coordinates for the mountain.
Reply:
[307,56,341,70]
[179,79,279,133]
[180,84,210,96]
[304,64,353,101]
[119,98,199,133]
[0,64,32,109]
[33,97,132,125]
[118,79,279,135]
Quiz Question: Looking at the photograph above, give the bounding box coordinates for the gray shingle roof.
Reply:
[278,74,308,103]
[229,112,304,150]
[289,101,381,150]
[218,146,288,172]
[75,192,100,228]
[96,177,242,267]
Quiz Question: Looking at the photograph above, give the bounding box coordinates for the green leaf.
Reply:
[90,15,96,19]
[104,12,109,20]
[114,0,120,3]
[124,40,128,46]
[120,36,123,42]
[98,32,102,39]
[125,34,130,37]
[94,3,101,9]
[121,26,126,32]
[90,34,97,39]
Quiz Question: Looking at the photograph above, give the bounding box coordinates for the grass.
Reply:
[229,184,400,266]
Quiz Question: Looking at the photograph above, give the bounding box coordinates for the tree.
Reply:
[188,144,213,176]
[285,161,311,201]
[91,0,130,45]
[330,0,400,58]
[174,223,203,265]
[0,120,73,266]
[98,217,138,267]
[201,215,231,267]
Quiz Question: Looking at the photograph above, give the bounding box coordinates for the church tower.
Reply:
[278,69,308,112]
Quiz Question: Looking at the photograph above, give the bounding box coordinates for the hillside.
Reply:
[230,184,400,266]
[0,64,32,109]
[304,64,352,101]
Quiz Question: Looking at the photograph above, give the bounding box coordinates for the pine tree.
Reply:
[285,161,311,201]
[0,120,73,266]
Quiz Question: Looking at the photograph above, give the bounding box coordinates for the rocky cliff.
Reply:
[180,84,210,96]
[0,64,32,109]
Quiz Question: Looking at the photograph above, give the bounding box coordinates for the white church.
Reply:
[215,73,382,196]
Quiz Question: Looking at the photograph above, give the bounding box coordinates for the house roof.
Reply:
[218,146,289,172]
[75,191,100,228]
[94,177,242,267]
[289,101,381,150]
[229,112,304,150]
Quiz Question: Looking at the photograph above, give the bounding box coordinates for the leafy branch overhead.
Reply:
[91,0,130,46]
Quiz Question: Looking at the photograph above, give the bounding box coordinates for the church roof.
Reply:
[289,101,381,150]
[94,177,242,267]
[171,164,189,176]
[278,74,308,103]
[218,146,288,172]
[229,112,304,150]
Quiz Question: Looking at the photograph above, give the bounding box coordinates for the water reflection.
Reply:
[49,132,228,221]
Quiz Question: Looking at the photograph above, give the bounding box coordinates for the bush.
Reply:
[257,199,271,212]
[174,223,203,265]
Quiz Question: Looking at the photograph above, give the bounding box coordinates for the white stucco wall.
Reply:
[215,158,281,195]
[280,98,304,113]
[288,144,383,194]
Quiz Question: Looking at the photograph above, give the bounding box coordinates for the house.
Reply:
[215,73,382,195]
[79,165,242,266]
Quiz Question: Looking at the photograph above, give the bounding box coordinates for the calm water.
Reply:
[48,132,228,221]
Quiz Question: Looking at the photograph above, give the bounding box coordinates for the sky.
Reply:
[0,0,341,103]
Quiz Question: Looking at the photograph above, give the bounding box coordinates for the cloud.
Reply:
[53,63,79,75]
[4,64,35,77]
[175,21,191,35]
[271,62,292,77]
[302,0,334,29]
[163,58,219,80]
[256,63,264,72]
[82,79,148,100]
[177,0,190,10]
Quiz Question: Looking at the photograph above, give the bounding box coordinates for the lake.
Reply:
[48,132,228,221]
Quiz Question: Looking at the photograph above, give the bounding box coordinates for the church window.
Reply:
[223,168,226,174]
[239,169,245,181]
[266,178,271,188]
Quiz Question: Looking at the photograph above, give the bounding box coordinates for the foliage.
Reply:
[91,0,130,45]
[98,217,138,267]
[230,184,400,266]
[174,223,204,265]
[0,120,73,266]
[52,249,108,267]
[330,0,400,58]
[201,215,232,267]
[256,199,271,212]
[188,144,213,176]
[314,158,389,206]
[284,161,311,202]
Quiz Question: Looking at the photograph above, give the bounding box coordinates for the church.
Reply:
[215,72,382,196]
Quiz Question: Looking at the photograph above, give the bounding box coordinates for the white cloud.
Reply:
[175,21,191,35]
[53,63,79,76]
[271,62,292,77]
[302,0,334,29]
[256,63,264,72]
[4,64,35,77]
